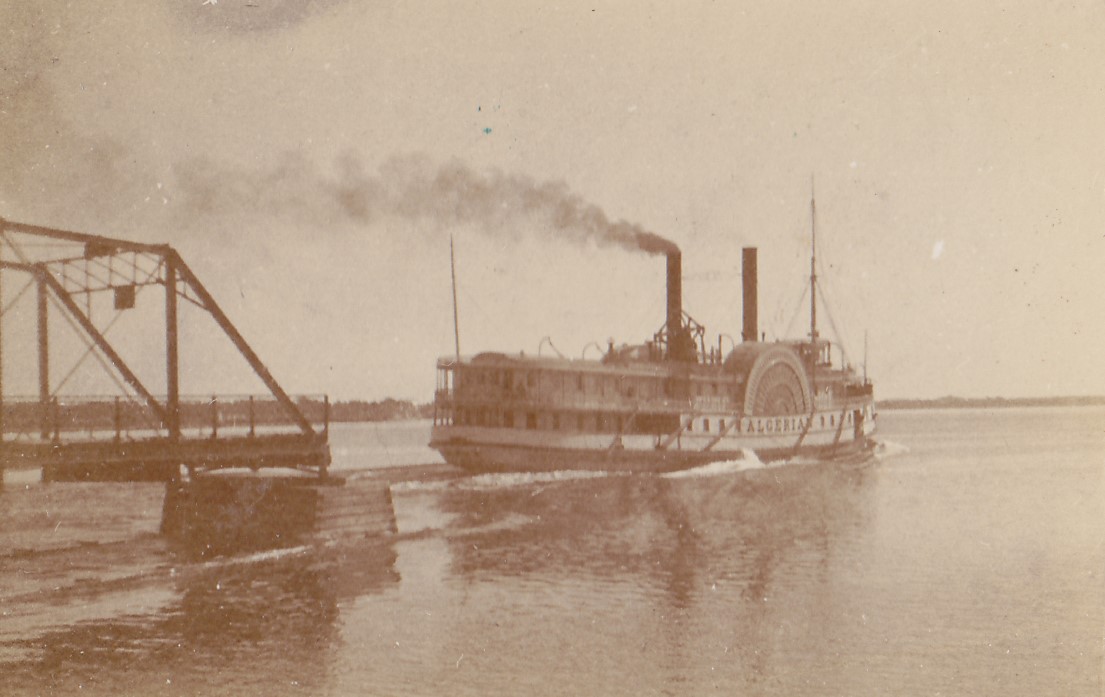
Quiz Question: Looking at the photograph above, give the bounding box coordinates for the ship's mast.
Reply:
[863,330,869,384]
[808,177,818,413]
[810,176,818,344]
[450,235,461,363]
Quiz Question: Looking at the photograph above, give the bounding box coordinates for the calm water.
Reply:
[0,408,1102,696]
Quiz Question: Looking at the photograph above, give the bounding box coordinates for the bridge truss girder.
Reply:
[0,218,314,442]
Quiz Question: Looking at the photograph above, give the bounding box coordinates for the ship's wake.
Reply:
[662,449,771,479]
[873,439,910,459]
[393,468,617,493]
[458,469,617,490]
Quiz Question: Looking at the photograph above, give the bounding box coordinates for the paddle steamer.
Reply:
[430,204,876,474]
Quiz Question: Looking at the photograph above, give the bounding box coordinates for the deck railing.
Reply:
[0,394,330,444]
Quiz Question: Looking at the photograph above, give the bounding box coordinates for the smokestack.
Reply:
[666,251,682,339]
[742,247,758,342]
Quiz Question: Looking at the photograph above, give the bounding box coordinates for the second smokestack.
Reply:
[742,247,757,342]
[666,251,682,338]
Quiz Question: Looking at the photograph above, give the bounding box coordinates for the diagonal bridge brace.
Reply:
[166,248,313,435]
[0,260,170,425]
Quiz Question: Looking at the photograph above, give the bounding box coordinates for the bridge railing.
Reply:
[0,394,331,443]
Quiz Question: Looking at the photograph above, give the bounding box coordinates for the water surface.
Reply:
[0,408,1101,695]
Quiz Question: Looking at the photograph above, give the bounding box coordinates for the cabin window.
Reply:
[526,412,537,429]
[703,419,710,433]
[719,419,725,433]
[820,415,825,428]
[686,418,693,432]
[830,415,835,426]
[504,411,514,428]
[577,374,585,392]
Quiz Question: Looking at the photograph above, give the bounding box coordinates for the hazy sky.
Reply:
[1,1,1102,401]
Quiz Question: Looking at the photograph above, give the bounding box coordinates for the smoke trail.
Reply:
[172,152,678,256]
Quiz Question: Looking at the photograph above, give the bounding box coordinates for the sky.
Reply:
[1,0,1102,401]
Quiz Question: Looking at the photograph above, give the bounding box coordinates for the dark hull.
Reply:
[433,436,876,475]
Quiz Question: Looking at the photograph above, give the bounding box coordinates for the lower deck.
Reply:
[431,403,877,474]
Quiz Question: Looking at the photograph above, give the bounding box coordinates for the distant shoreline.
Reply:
[351,395,1105,420]
[876,396,1105,410]
[8,396,1097,434]
[328,399,435,422]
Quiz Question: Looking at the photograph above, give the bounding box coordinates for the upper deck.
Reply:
[434,340,873,424]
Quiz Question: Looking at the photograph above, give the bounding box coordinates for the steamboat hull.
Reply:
[433,436,875,475]
[431,407,877,475]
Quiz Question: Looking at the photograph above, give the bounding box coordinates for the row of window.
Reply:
[452,367,735,400]
[436,406,872,436]
[436,407,679,435]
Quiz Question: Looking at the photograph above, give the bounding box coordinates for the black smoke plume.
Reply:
[172,152,678,256]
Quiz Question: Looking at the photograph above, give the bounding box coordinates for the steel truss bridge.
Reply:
[0,219,330,482]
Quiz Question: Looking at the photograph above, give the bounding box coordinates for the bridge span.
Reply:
[0,219,330,483]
